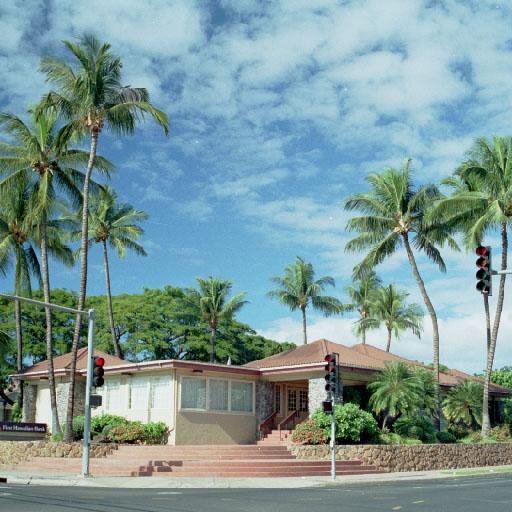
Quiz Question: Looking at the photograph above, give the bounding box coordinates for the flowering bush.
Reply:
[107,423,146,444]
[291,420,328,445]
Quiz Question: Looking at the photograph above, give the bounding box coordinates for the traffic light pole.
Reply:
[331,394,336,480]
[81,309,96,477]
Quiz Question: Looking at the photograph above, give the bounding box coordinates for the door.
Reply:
[286,387,308,414]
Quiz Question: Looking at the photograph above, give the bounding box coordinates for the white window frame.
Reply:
[179,375,255,415]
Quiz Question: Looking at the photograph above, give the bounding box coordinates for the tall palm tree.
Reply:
[344,159,458,427]
[361,284,423,352]
[0,179,42,409]
[442,380,483,428]
[268,257,344,345]
[429,137,512,435]
[368,361,423,429]
[0,109,92,433]
[88,186,147,358]
[344,271,381,344]
[37,34,169,440]
[192,278,247,362]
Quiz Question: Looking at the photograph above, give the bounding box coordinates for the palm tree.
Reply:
[442,380,483,428]
[361,284,423,352]
[0,179,42,409]
[37,34,169,440]
[411,366,437,417]
[268,257,344,345]
[87,186,147,358]
[192,278,247,362]
[344,159,458,427]
[429,137,512,435]
[344,271,381,344]
[0,109,91,433]
[367,361,423,429]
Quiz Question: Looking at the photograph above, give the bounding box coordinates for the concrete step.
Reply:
[140,468,385,477]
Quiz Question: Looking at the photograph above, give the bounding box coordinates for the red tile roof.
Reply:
[21,347,125,376]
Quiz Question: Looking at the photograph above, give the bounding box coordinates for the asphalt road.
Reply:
[0,474,511,512]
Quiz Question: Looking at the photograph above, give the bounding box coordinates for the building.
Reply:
[16,339,511,444]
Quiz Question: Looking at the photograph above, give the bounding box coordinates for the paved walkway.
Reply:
[1,465,511,488]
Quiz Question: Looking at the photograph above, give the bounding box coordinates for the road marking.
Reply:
[413,500,424,504]
[392,507,402,510]
[0,492,12,496]
[157,491,183,495]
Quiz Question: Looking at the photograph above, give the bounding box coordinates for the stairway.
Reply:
[15,444,385,478]
[257,428,292,445]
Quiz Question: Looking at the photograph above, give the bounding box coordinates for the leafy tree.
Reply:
[190,278,247,363]
[0,179,42,407]
[0,108,88,433]
[367,361,423,429]
[430,137,512,435]
[442,380,483,428]
[268,257,344,345]
[345,160,458,427]
[361,284,423,352]
[344,271,381,344]
[37,34,169,440]
[87,186,147,359]
[490,367,512,390]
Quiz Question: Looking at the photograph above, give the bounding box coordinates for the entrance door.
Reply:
[286,387,308,414]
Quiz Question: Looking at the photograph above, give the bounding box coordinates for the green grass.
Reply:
[440,465,512,476]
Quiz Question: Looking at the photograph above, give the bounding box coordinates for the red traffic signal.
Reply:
[475,245,492,295]
[324,352,338,395]
[92,356,105,388]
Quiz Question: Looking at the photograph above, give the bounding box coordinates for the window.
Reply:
[274,385,281,413]
[287,389,296,411]
[181,377,206,410]
[299,389,308,412]
[151,377,171,409]
[231,381,253,413]
[130,377,149,410]
[180,377,254,414]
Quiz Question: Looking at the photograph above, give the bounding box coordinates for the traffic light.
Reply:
[324,353,338,396]
[92,356,105,387]
[476,245,492,295]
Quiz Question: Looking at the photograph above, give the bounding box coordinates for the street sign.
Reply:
[90,394,102,408]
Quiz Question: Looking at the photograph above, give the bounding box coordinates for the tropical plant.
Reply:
[411,366,437,416]
[367,361,423,429]
[361,284,423,352]
[430,138,512,435]
[192,277,247,362]
[0,179,42,408]
[345,159,458,427]
[343,270,381,344]
[442,380,483,428]
[87,186,148,358]
[37,34,169,440]
[0,108,90,433]
[268,257,344,345]
[393,414,436,443]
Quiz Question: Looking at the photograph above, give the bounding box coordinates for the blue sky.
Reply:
[1,0,512,372]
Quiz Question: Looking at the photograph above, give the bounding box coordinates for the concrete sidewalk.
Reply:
[1,465,512,488]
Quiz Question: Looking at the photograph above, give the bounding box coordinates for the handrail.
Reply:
[277,410,299,441]
[259,411,277,439]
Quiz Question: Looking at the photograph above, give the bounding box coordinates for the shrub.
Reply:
[11,402,22,422]
[393,415,437,443]
[312,403,379,444]
[291,420,328,445]
[51,432,64,442]
[142,422,169,444]
[489,425,511,443]
[379,431,422,445]
[436,431,457,444]
[107,423,146,444]
[447,424,470,440]
[72,415,85,440]
[91,414,130,435]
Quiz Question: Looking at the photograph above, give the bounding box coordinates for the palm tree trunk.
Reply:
[14,253,23,409]
[301,306,308,345]
[361,320,366,345]
[386,327,392,352]
[482,224,508,436]
[102,240,122,359]
[210,327,216,363]
[65,131,98,441]
[40,221,61,434]
[382,414,389,430]
[403,233,440,430]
